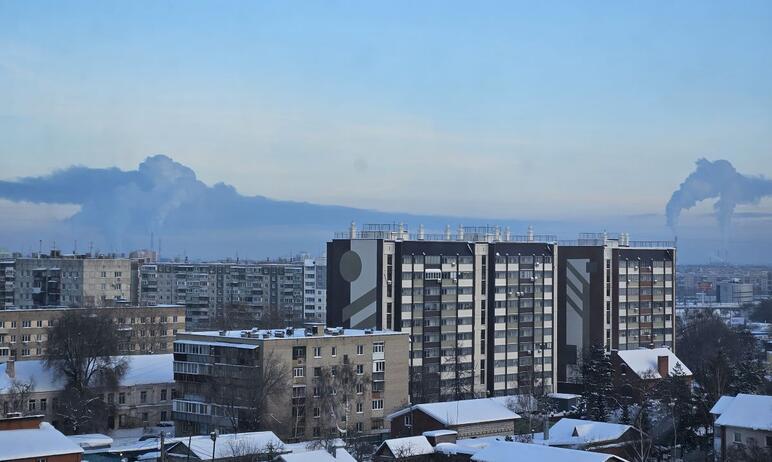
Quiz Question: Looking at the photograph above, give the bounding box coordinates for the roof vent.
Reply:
[364,328,373,335]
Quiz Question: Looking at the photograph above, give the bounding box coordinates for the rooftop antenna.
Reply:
[38,240,42,257]
[73,240,78,254]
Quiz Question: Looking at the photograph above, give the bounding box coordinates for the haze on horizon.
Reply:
[1,1,771,262]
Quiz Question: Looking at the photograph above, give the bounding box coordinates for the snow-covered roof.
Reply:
[388,397,520,426]
[616,348,692,379]
[548,392,581,400]
[378,436,435,457]
[184,327,404,341]
[0,354,174,393]
[175,339,259,350]
[168,430,286,459]
[68,433,114,449]
[469,441,628,462]
[278,448,355,462]
[423,429,458,437]
[713,394,772,431]
[709,395,736,416]
[534,418,633,446]
[0,421,84,460]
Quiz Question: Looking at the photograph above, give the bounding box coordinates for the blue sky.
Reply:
[1,1,771,222]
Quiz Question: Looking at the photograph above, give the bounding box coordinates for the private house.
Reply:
[710,394,772,461]
[0,414,84,462]
[387,397,520,439]
[613,347,692,392]
[534,418,643,459]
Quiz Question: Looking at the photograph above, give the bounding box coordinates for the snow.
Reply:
[0,354,174,392]
[68,433,114,449]
[469,441,625,462]
[188,327,403,340]
[0,421,84,460]
[279,448,355,462]
[379,436,435,456]
[388,397,520,426]
[548,392,581,400]
[713,394,772,431]
[423,429,458,437]
[434,442,478,456]
[175,339,259,350]
[534,418,632,446]
[615,347,692,379]
[709,395,736,416]
[168,430,286,459]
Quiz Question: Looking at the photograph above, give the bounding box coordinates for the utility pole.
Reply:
[159,431,166,462]
[210,429,218,462]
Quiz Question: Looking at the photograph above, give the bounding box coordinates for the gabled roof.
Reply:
[377,436,435,457]
[469,441,629,462]
[388,397,520,426]
[535,418,633,446]
[616,348,692,379]
[279,449,338,462]
[709,395,736,416]
[713,394,772,432]
[0,354,174,393]
[168,430,286,459]
[0,422,84,460]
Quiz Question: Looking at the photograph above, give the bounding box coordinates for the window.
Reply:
[356,344,364,355]
[293,367,305,378]
[142,412,148,422]
[372,399,383,410]
[734,432,742,443]
[313,407,321,418]
[374,361,385,372]
[356,402,363,413]
[140,391,147,404]
[161,389,167,401]
[331,346,337,357]
[356,383,364,394]
[108,393,114,404]
[355,422,363,432]
[292,346,306,360]
[119,392,126,404]
[28,399,36,411]
[404,414,413,427]
[766,436,772,447]
[313,346,322,358]
[22,320,31,328]
[356,364,364,375]
[161,411,167,421]
[40,399,47,411]
[372,342,384,353]
[314,367,322,378]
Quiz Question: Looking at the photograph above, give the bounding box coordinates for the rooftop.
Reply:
[0,421,84,460]
[388,397,520,426]
[378,436,435,457]
[335,223,557,243]
[0,354,174,392]
[168,430,286,460]
[535,418,633,447]
[468,441,629,462]
[712,394,772,431]
[616,347,692,379]
[181,326,404,342]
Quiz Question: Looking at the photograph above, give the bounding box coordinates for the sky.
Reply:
[1,1,771,261]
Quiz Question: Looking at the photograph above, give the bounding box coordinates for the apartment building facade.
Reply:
[172,324,409,441]
[139,260,323,329]
[327,223,557,403]
[557,233,676,390]
[0,305,185,362]
[0,354,175,430]
[0,260,13,309]
[12,253,133,309]
[303,257,327,321]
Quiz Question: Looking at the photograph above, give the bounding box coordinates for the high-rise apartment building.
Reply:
[12,253,133,308]
[140,260,324,329]
[0,261,14,309]
[327,223,557,403]
[716,280,753,304]
[557,233,676,390]
[172,323,409,440]
[303,257,327,321]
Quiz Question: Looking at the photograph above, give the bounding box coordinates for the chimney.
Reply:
[657,354,669,378]
[5,358,14,379]
[418,224,425,240]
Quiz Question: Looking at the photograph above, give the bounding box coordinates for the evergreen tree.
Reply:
[581,344,614,421]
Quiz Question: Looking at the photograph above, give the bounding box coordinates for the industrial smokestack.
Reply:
[666,159,772,232]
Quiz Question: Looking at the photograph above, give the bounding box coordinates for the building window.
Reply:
[108,393,114,404]
[356,383,364,394]
[374,361,385,372]
[331,346,337,357]
[356,364,364,375]
[313,407,321,418]
[734,432,742,443]
[142,412,148,422]
[356,402,363,413]
[161,389,167,401]
[313,347,321,358]
[292,346,306,360]
[372,399,384,410]
[140,391,147,404]
[356,344,364,355]
[161,411,167,421]
[405,414,413,427]
[28,399,36,411]
[373,342,384,353]
[40,399,47,411]
[355,422,364,432]
[119,393,126,404]
[314,367,321,378]
[293,367,305,378]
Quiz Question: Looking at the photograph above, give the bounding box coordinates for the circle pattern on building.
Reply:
[340,250,362,282]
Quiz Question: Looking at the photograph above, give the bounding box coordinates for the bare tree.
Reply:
[439,347,475,401]
[211,303,259,331]
[208,349,290,433]
[44,309,126,434]
[310,360,370,452]
[3,379,35,415]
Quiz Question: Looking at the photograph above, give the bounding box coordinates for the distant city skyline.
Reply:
[1,1,771,262]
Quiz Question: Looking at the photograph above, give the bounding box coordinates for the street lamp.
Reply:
[210,429,219,462]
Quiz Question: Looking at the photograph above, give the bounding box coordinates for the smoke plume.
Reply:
[666,158,772,231]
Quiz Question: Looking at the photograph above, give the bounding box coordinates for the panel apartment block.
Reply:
[557,233,676,390]
[327,223,557,403]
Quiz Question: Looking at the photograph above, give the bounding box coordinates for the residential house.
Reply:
[0,414,83,462]
[710,394,772,461]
